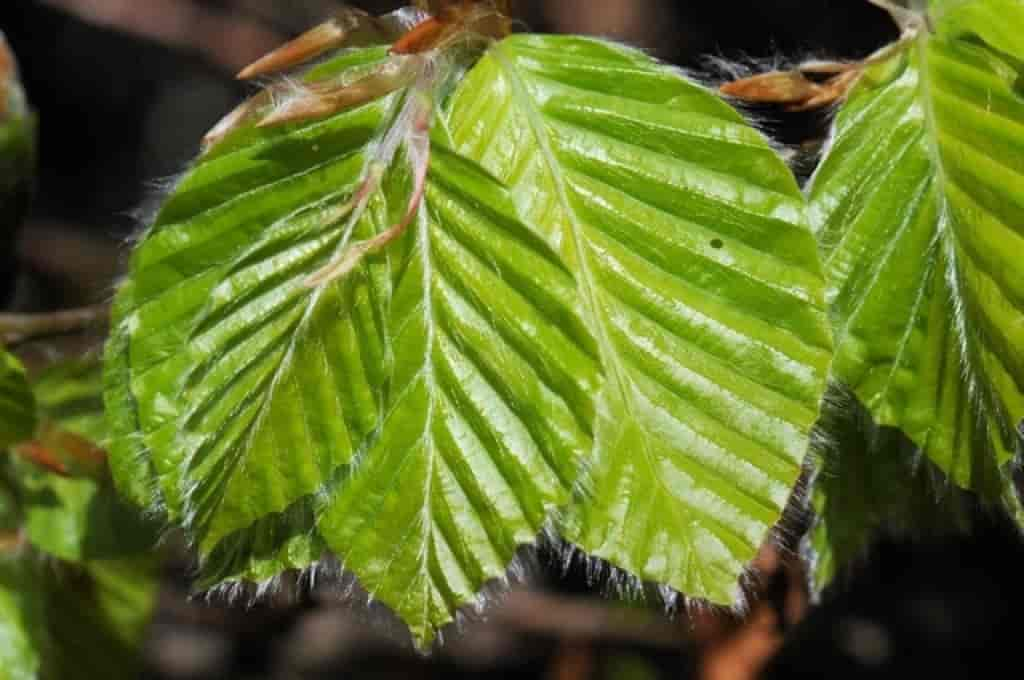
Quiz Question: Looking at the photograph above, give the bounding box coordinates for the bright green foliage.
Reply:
[0,351,35,449]
[107,54,601,640]
[107,32,833,643]
[16,357,158,561]
[0,553,158,680]
[449,35,832,602]
[1,355,159,677]
[808,0,1024,494]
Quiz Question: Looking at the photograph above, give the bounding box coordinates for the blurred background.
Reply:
[0,0,898,312]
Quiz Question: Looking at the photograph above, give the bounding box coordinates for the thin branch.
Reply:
[0,304,110,347]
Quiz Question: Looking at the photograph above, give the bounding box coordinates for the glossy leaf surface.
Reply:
[448,35,832,602]
[0,552,158,680]
[808,0,1024,493]
[107,32,835,642]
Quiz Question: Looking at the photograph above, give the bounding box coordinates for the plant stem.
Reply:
[0,304,109,347]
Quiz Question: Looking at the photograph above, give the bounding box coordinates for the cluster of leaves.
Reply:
[0,350,161,680]
[0,39,159,680]
[103,0,1024,645]
[1,0,1021,653]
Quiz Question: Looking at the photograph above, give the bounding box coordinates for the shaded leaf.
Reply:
[807,384,980,588]
[808,0,1024,494]
[0,557,48,680]
[0,551,159,680]
[0,351,35,450]
[42,556,159,680]
[447,35,832,603]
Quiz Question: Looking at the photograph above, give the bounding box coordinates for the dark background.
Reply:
[0,0,897,310]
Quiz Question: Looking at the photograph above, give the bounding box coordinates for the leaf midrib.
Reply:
[915,27,1005,447]
[490,41,719,574]
[491,43,632,410]
[185,168,377,546]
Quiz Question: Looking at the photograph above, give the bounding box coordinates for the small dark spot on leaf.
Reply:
[711,238,724,249]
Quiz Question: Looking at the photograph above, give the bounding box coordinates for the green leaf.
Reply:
[315,141,601,643]
[0,33,35,249]
[447,35,832,603]
[42,557,159,680]
[109,44,601,644]
[104,46,394,526]
[0,351,35,450]
[0,557,49,680]
[808,0,1024,493]
[17,356,157,562]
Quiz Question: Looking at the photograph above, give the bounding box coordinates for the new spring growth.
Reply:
[203,1,512,148]
[720,0,925,111]
[200,3,511,290]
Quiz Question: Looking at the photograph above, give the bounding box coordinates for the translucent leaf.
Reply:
[0,557,48,680]
[808,0,1024,495]
[107,33,834,643]
[108,44,601,644]
[0,552,158,680]
[446,35,832,603]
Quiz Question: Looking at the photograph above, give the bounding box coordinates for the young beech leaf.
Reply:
[107,41,600,644]
[446,35,832,605]
[808,0,1024,495]
[807,385,980,589]
[0,557,49,680]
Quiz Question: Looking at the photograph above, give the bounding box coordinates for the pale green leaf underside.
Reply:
[448,35,832,603]
[809,2,1024,493]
